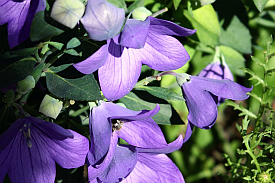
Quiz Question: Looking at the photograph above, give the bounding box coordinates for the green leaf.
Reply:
[219,45,246,76]
[39,94,63,119]
[49,64,72,73]
[0,105,16,134]
[192,4,220,36]
[253,0,269,12]
[9,47,38,57]
[119,92,183,125]
[184,9,219,46]
[30,11,64,42]
[241,67,265,87]
[30,63,44,83]
[173,0,182,10]
[0,58,36,88]
[199,0,216,5]
[66,38,81,49]
[135,86,185,101]
[106,0,127,11]
[46,72,102,101]
[64,49,80,56]
[128,0,144,12]
[220,16,252,54]
[45,41,64,50]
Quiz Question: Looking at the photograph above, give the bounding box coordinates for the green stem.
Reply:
[244,139,261,172]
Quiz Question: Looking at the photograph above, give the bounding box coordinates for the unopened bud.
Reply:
[132,7,152,21]
[17,76,35,95]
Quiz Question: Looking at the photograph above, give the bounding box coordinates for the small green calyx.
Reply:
[17,75,35,95]
[257,171,272,183]
[176,73,191,86]
[132,7,152,21]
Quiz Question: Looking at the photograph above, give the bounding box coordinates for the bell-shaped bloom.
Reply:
[198,61,234,105]
[0,116,89,182]
[0,0,46,48]
[81,0,125,41]
[74,17,196,101]
[88,102,184,182]
[176,73,252,143]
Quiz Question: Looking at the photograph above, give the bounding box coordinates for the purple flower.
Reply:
[198,61,234,105]
[74,17,196,101]
[0,0,46,48]
[176,73,252,143]
[0,116,89,182]
[81,0,125,41]
[87,102,184,182]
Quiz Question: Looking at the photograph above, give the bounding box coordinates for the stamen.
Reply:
[111,119,123,132]
[22,123,32,148]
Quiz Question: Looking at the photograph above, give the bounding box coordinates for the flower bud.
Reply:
[132,7,152,21]
[81,0,125,41]
[17,76,35,95]
[257,171,272,183]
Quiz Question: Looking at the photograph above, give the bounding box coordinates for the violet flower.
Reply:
[176,73,252,143]
[81,0,125,41]
[88,102,184,182]
[198,60,234,105]
[74,17,196,101]
[0,0,46,48]
[0,116,89,182]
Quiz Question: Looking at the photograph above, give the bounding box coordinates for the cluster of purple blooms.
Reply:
[0,0,252,182]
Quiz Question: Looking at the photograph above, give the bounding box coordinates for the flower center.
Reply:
[21,122,32,148]
[111,119,123,132]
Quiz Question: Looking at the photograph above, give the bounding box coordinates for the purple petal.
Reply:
[182,122,194,143]
[148,16,196,37]
[0,0,46,48]
[98,146,138,182]
[89,105,113,164]
[73,44,108,74]
[117,18,150,49]
[122,153,185,183]
[88,133,119,181]
[98,41,142,101]
[182,80,218,129]
[81,0,125,41]
[137,135,183,154]
[117,118,167,148]
[198,61,234,81]
[190,76,252,100]
[140,31,190,70]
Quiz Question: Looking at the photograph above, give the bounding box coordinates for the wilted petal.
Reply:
[137,135,183,154]
[148,16,196,37]
[73,44,108,74]
[99,145,138,182]
[122,153,184,183]
[182,80,218,129]
[98,41,142,101]
[81,0,125,41]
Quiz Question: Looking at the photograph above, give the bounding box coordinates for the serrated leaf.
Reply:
[30,11,64,42]
[46,72,102,101]
[173,0,181,10]
[49,64,72,73]
[0,58,36,88]
[39,94,63,119]
[220,16,252,54]
[225,100,257,119]
[253,0,269,12]
[128,0,144,12]
[241,67,265,86]
[45,41,64,50]
[64,49,80,56]
[119,92,183,125]
[219,45,246,76]
[136,86,185,101]
[67,38,81,49]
